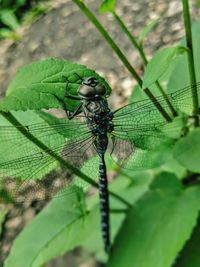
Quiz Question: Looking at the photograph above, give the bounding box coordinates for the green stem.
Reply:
[110,208,129,213]
[0,111,131,208]
[182,0,199,121]
[109,191,132,208]
[143,88,172,122]
[73,1,141,85]
[155,81,177,117]
[112,11,148,65]
[72,0,172,122]
[112,11,177,117]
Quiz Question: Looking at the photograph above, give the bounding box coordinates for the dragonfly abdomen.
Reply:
[98,152,110,252]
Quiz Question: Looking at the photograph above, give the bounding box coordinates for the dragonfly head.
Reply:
[78,77,106,99]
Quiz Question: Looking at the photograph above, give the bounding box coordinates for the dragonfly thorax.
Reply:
[76,76,114,136]
[83,98,114,136]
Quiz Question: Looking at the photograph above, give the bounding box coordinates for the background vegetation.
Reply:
[0,0,200,267]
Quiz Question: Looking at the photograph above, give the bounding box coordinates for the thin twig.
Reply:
[182,0,199,125]
[112,11,148,64]
[112,11,177,117]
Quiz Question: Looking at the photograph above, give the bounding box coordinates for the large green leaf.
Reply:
[167,21,200,92]
[173,128,200,173]
[4,187,87,267]
[143,46,186,89]
[4,165,154,266]
[108,173,200,267]
[0,58,111,112]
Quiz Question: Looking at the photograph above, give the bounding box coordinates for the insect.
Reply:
[0,75,199,253]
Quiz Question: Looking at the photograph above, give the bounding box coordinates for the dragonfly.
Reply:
[0,75,199,253]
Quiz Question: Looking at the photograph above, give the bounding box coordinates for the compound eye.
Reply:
[95,83,106,96]
[78,84,96,98]
[83,77,99,87]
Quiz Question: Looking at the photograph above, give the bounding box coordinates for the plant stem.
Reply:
[73,0,142,86]
[143,88,172,122]
[0,111,98,187]
[155,81,177,117]
[112,11,177,117]
[182,0,199,122]
[112,11,148,65]
[109,192,132,208]
[0,111,131,208]
[72,0,172,122]
[110,208,129,213]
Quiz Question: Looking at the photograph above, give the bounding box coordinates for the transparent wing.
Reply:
[112,115,186,154]
[0,113,89,144]
[109,135,134,168]
[1,135,98,203]
[113,83,200,123]
[108,133,174,170]
[0,113,99,203]
[110,83,200,170]
[112,83,198,147]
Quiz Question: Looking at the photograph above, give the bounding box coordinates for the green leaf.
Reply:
[160,157,187,179]
[4,188,87,267]
[124,140,175,170]
[108,173,200,267]
[167,21,200,93]
[98,0,117,14]
[0,10,20,30]
[173,128,200,173]
[174,221,200,267]
[138,18,160,44]
[142,46,187,89]
[129,83,167,103]
[4,164,153,266]
[0,28,19,40]
[0,58,111,112]
[111,171,154,208]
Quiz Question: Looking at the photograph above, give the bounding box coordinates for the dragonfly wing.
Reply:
[108,132,174,170]
[108,135,134,168]
[1,134,97,203]
[112,117,185,152]
[113,82,200,122]
[0,114,99,203]
[110,83,197,170]
[112,83,192,151]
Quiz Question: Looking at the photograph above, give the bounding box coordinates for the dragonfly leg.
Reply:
[62,75,82,101]
[66,103,83,120]
[73,72,84,82]
[51,75,83,119]
[52,90,82,119]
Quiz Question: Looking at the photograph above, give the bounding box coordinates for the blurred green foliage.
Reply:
[1,0,200,266]
[0,0,48,39]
